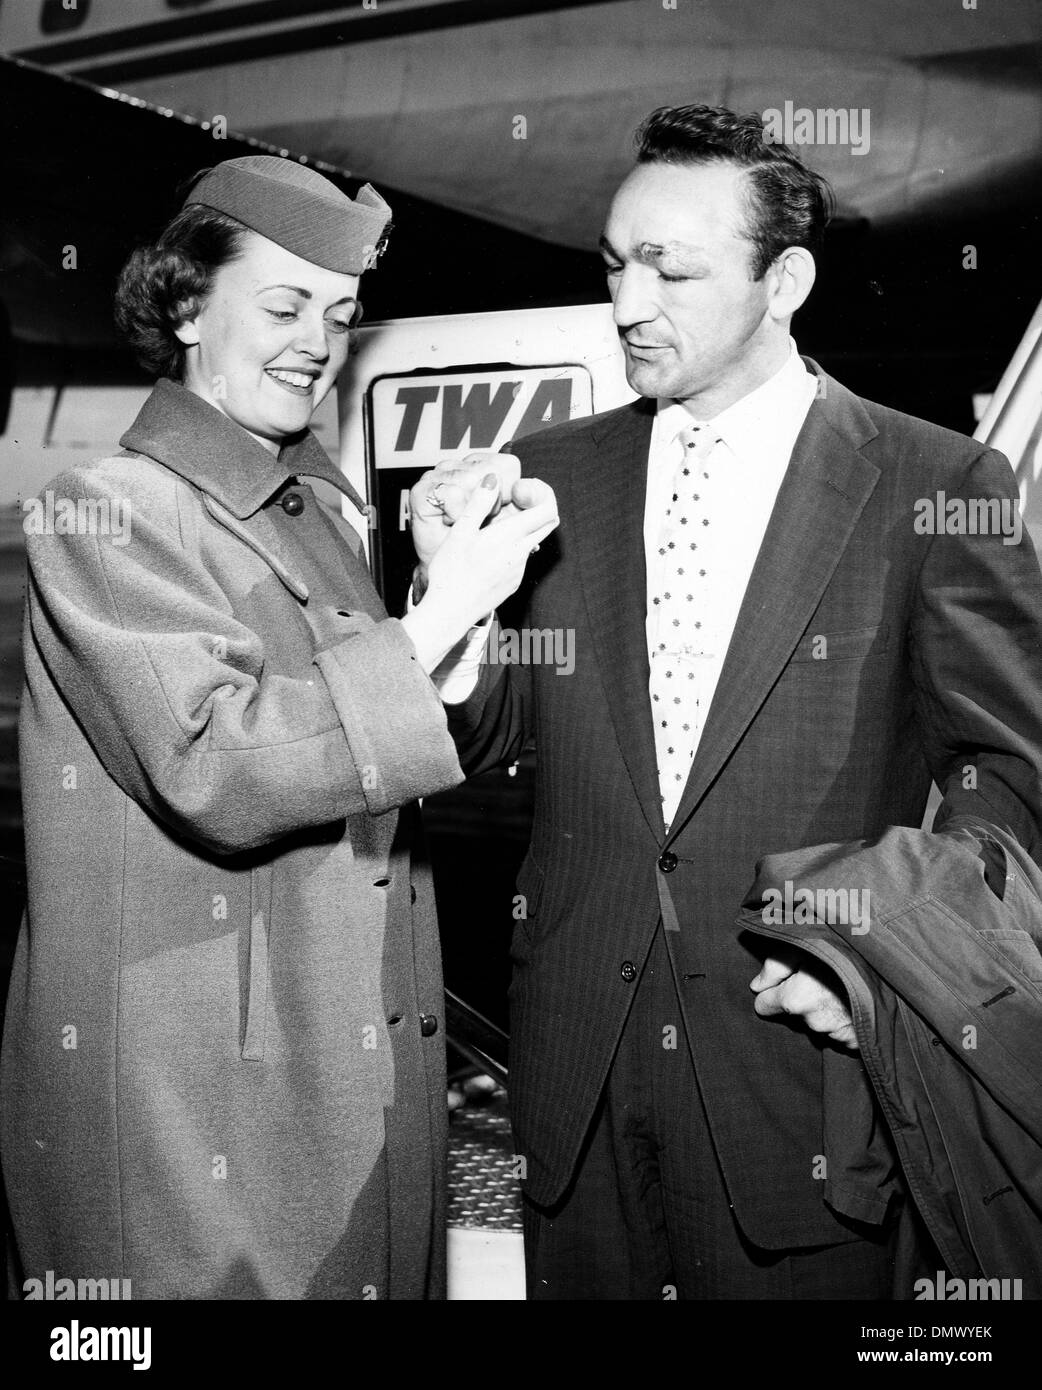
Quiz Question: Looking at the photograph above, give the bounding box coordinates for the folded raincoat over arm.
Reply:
[739,817,1042,1296]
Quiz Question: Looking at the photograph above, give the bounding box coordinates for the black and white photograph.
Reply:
[1,0,1041,1361]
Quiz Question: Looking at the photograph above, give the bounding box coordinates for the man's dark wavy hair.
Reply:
[634,104,835,279]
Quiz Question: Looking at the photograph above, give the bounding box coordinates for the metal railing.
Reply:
[445,989,508,1088]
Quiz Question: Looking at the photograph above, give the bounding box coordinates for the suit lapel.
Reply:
[568,398,665,839]
[665,370,881,842]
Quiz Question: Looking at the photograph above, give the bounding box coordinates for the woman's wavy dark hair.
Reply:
[114,203,248,379]
[634,104,835,279]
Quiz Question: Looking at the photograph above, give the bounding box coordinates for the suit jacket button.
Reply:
[658,851,678,873]
[620,961,638,982]
[419,1014,438,1037]
[280,490,305,515]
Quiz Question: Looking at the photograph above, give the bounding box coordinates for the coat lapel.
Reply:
[568,398,665,839]
[665,369,882,843]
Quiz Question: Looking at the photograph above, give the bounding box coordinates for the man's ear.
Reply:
[766,247,816,322]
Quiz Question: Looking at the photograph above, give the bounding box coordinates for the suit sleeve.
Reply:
[911,446,1042,861]
[442,613,534,775]
[26,468,463,856]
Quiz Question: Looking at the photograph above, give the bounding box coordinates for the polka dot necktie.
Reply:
[649,423,721,830]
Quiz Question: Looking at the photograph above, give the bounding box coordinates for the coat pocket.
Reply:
[979,929,1042,983]
[787,622,890,664]
[242,862,274,1061]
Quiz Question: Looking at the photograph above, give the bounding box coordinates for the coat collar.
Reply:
[119,378,366,520]
[569,395,663,838]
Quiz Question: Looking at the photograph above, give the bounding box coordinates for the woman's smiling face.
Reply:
[177,229,360,452]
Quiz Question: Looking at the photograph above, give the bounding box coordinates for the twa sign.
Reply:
[368,367,594,469]
[338,303,630,598]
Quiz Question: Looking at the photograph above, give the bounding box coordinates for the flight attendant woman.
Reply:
[1,156,556,1300]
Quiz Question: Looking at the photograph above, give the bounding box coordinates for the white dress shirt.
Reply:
[433,342,818,727]
[645,342,818,792]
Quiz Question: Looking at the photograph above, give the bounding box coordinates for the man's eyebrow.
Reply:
[256,283,357,307]
[638,240,707,266]
[597,236,708,268]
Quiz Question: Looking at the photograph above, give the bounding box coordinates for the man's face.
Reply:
[601,160,778,406]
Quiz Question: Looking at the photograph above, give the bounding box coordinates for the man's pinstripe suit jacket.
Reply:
[447,362,1042,1248]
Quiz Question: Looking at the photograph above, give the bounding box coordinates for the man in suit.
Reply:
[410,104,1042,1298]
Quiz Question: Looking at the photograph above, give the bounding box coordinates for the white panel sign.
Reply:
[337,303,634,560]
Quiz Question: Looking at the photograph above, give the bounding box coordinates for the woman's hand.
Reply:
[400,472,558,673]
[410,452,522,571]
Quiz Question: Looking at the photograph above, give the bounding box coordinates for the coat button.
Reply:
[280,490,305,515]
[658,851,678,873]
[620,961,638,982]
[419,1014,438,1037]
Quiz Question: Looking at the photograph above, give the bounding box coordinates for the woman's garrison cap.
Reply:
[184,156,391,275]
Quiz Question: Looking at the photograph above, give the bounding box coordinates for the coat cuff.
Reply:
[314,617,464,814]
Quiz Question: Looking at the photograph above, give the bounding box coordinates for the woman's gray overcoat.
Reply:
[2,380,464,1299]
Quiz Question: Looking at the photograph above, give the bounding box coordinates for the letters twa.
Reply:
[369,366,593,469]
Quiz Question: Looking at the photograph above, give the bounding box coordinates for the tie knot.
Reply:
[679,423,717,463]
